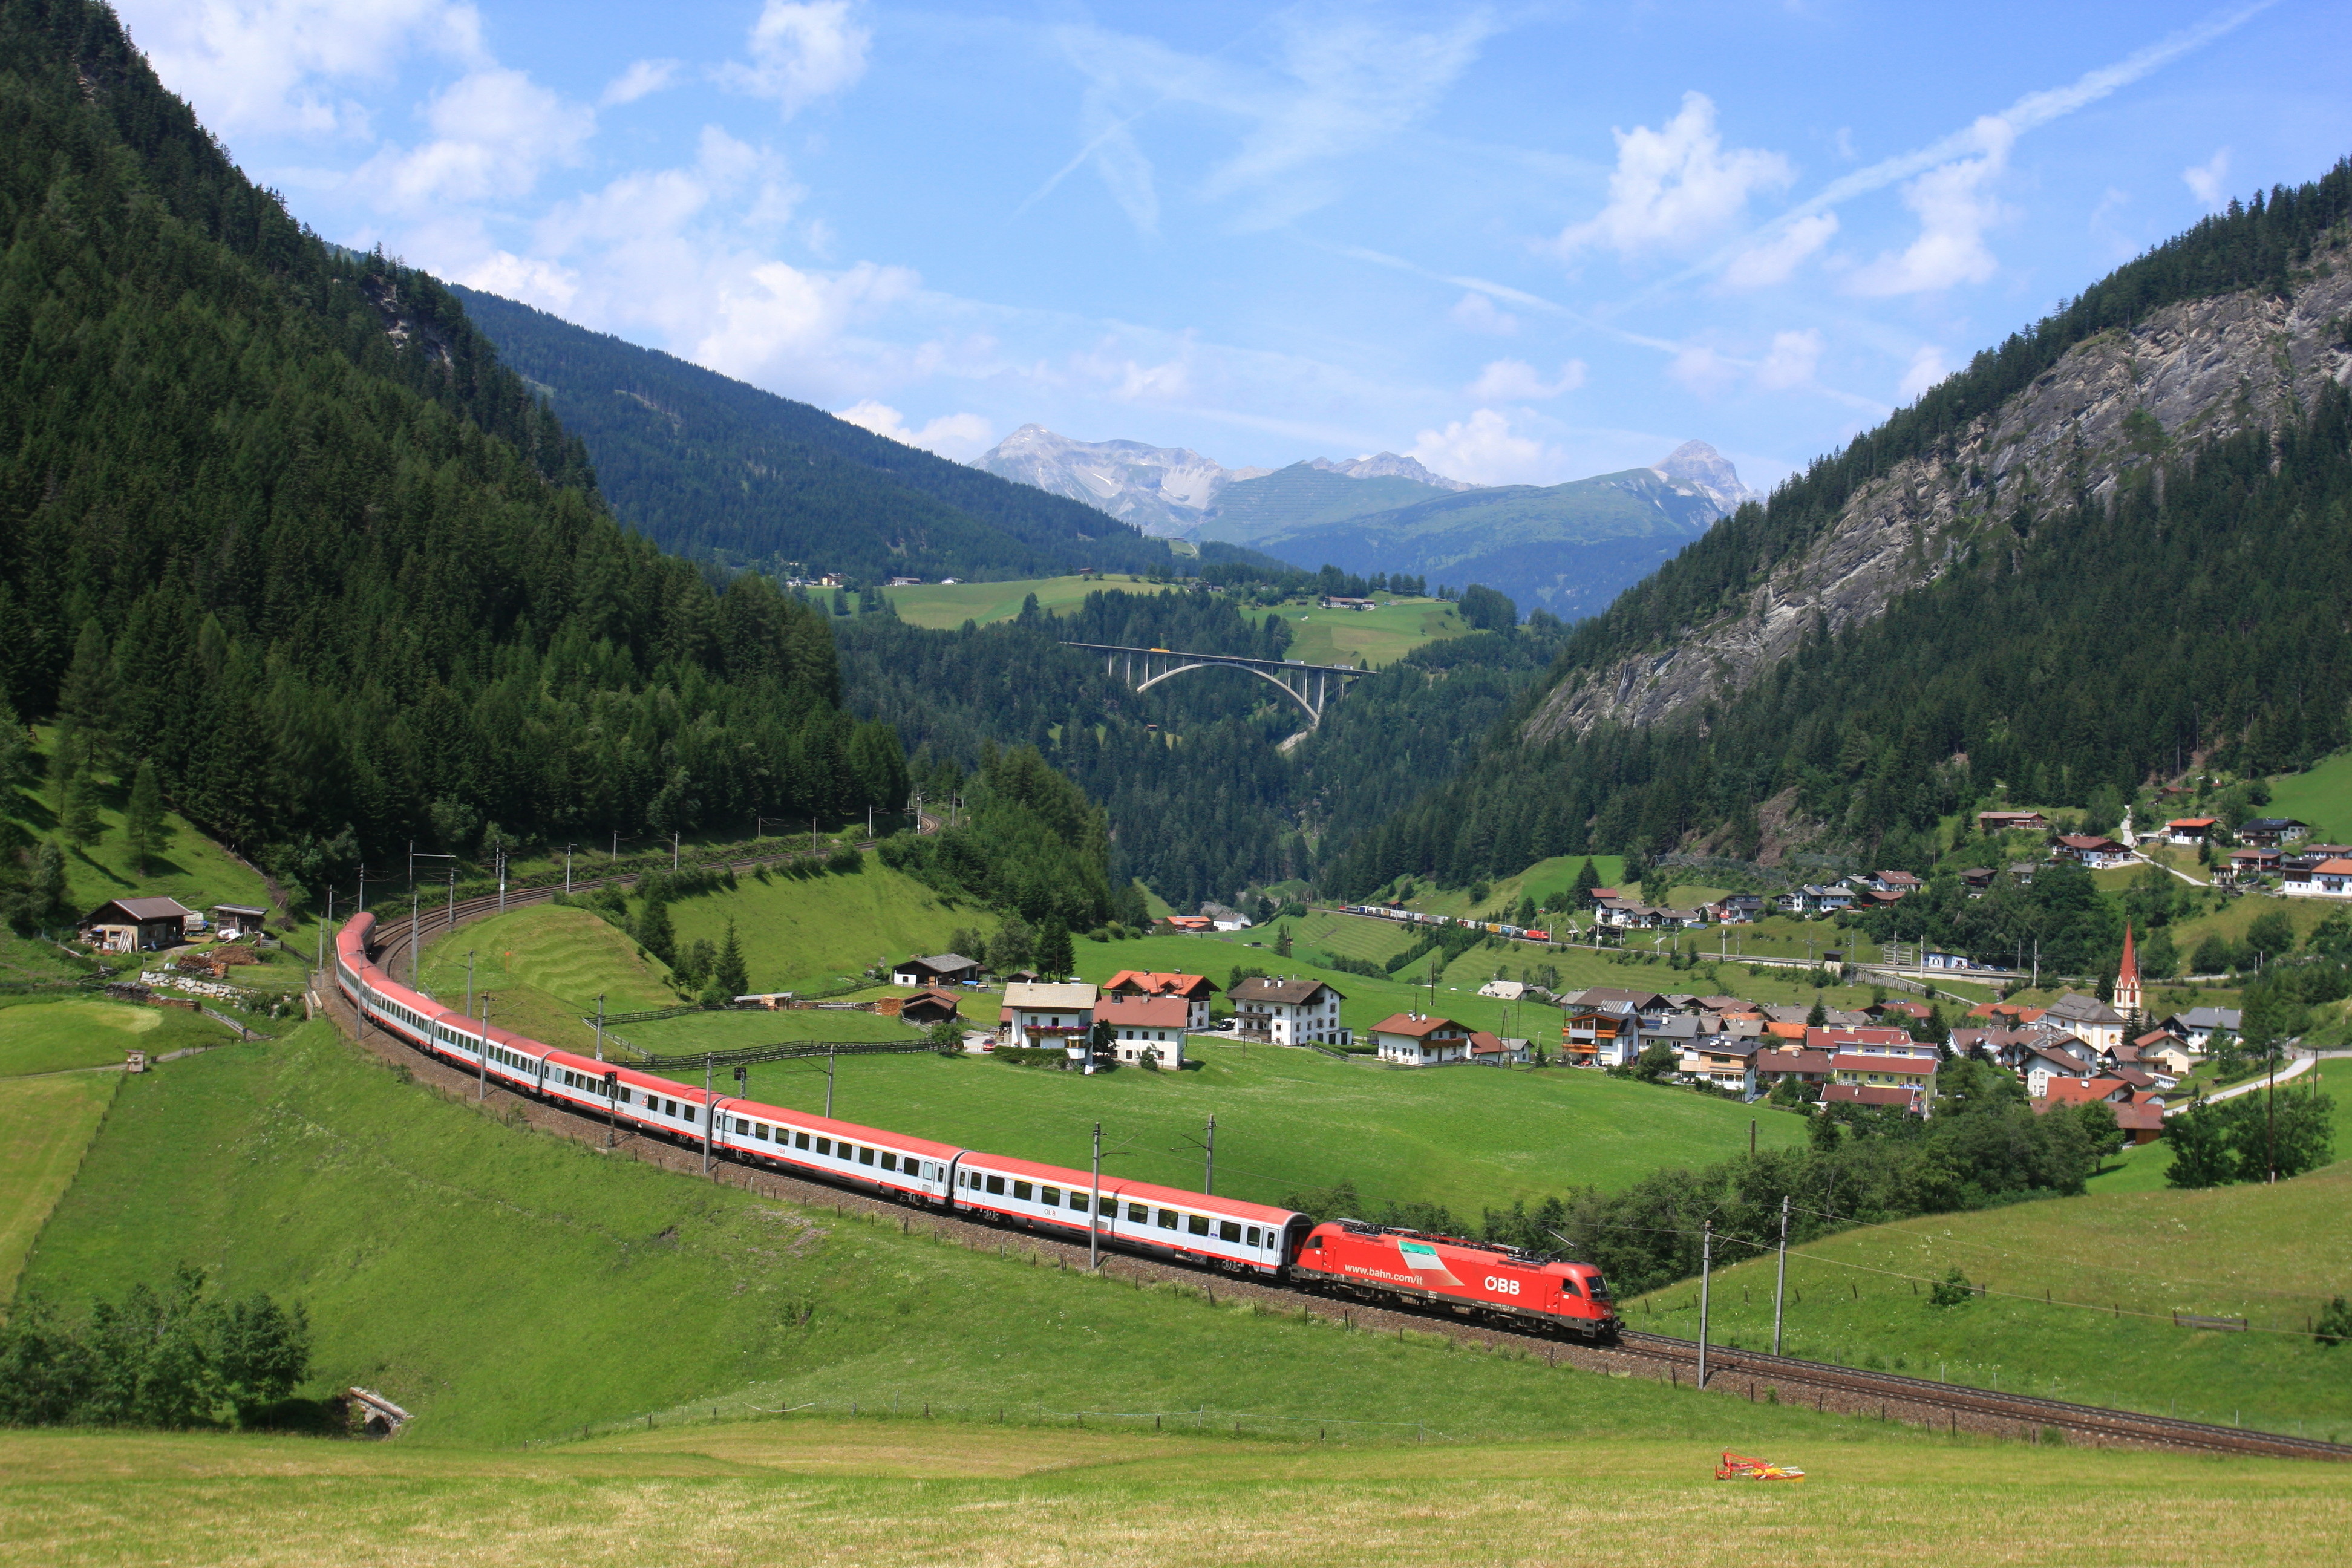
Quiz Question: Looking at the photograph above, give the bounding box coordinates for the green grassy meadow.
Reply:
[416,904,682,1056]
[2265,748,2352,843]
[1244,596,1466,669]
[0,998,174,1077]
[878,574,1185,629]
[3,731,281,926]
[1626,1115,2352,1431]
[4,1423,2345,1567]
[717,1034,1801,1215]
[16,1022,1843,1451]
[0,1071,116,1301]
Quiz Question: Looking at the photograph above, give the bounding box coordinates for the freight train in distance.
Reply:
[335,912,1619,1342]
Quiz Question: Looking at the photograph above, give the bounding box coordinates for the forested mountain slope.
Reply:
[451,290,1174,583]
[1330,160,2352,893]
[0,0,892,906]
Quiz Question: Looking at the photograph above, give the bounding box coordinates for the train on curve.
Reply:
[334,912,1618,1341]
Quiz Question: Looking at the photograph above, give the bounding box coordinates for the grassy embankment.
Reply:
[1627,1063,2352,1431]
[18,1021,1848,1451]
[3,1421,2345,1566]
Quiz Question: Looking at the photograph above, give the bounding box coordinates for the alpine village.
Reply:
[1,2,2350,1562]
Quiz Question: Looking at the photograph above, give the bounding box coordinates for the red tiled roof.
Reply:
[1821,1084,1918,1108]
[1807,1026,1918,1051]
[1373,1013,1468,1039]
[1096,995,1190,1028]
[1103,970,1217,999]
[2039,1077,2128,1106]
[1831,1053,1936,1076]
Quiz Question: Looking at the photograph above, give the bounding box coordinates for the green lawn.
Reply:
[0,999,174,1077]
[1626,1121,2352,1431]
[0,1071,116,1302]
[2265,748,2352,844]
[878,574,1185,630]
[19,1021,1848,1450]
[1244,596,1467,670]
[417,904,683,1056]
[2,1423,2343,1567]
[4,732,280,927]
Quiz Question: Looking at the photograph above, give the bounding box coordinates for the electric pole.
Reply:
[477,992,491,1102]
[826,1045,836,1119]
[701,1054,714,1175]
[1090,1121,1102,1271]
[1773,1195,1789,1356]
[595,994,606,1063]
[605,1070,619,1148]
[1204,1114,1215,1195]
[466,950,475,1018]
[1697,1218,1713,1389]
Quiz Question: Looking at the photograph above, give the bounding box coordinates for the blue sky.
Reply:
[117,1,2352,489]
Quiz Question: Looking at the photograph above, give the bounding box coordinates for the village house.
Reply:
[1828,1045,1936,1114]
[1821,1083,1921,1113]
[1162,915,1216,932]
[210,904,270,939]
[2054,834,2134,869]
[2159,1007,2241,1049]
[1477,978,1526,1001]
[1715,894,1766,923]
[1977,809,2050,834]
[999,982,1098,1049]
[80,897,197,953]
[2236,817,2311,848]
[2281,857,2352,898]
[1861,869,1924,896]
[890,953,988,987]
[1562,1000,1638,1067]
[2164,817,2219,846]
[2021,1045,2098,1098]
[1468,1032,1531,1065]
[1101,970,1218,1030]
[1682,1034,1760,1095]
[1371,1013,1472,1066]
[1754,1046,1836,1091]
[1095,994,1191,1068]
[1228,976,1348,1047]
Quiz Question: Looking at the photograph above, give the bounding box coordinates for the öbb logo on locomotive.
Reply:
[333,911,1620,1341]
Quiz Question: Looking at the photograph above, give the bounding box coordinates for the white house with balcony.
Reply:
[999,982,1098,1049]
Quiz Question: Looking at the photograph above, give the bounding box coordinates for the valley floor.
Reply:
[4,1420,2347,1567]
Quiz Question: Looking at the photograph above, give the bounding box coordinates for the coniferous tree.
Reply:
[716,921,750,996]
[636,898,677,970]
[1036,918,1074,980]
[123,760,167,875]
[56,621,115,765]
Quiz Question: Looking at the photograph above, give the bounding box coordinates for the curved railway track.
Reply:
[314,821,2348,1464]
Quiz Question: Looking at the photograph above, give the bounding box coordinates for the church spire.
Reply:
[2115,923,2141,1018]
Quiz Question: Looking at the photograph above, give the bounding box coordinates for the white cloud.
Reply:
[1846,116,2014,296]
[601,59,681,107]
[361,67,593,212]
[2183,146,2232,207]
[1073,339,1195,403]
[1448,291,1518,336]
[835,400,994,460]
[1666,344,1738,397]
[1467,359,1586,401]
[1407,408,1564,486]
[1040,6,1495,234]
[1754,330,1823,391]
[117,0,484,137]
[1898,345,1953,400]
[1555,92,1794,262]
[1720,212,1838,289]
[720,1,871,118]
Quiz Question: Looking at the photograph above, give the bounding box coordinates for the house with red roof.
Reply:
[2163,817,2219,845]
[1371,1013,1472,1066]
[1101,970,1219,1029]
[1096,993,1191,1068]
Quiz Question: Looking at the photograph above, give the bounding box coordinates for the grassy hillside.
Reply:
[1200,463,1453,542]
[414,904,682,1056]
[880,575,1184,629]
[5,731,280,928]
[665,863,975,995]
[0,1071,114,1302]
[1627,1108,2352,1432]
[2265,748,2352,843]
[1244,597,1466,670]
[19,1022,1846,1449]
[4,1423,2337,1567]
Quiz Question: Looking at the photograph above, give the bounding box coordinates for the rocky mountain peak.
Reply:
[1307,452,1478,491]
[1650,440,1759,512]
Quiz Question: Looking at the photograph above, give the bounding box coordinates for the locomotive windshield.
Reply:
[1586,1273,1612,1301]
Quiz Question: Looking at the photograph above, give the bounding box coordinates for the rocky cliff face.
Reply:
[1526,253,2352,744]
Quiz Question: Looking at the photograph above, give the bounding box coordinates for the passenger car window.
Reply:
[1128,1203,1148,1222]
[1219,1221,1241,1243]
[1157,1209,1178,1230]
[985,1175,1005,1196]
[1187,1214,1210,1237]
[1012,1181,1032,1200]
[1041,1187,1061,1205]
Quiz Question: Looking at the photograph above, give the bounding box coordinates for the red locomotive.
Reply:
[1290,1219,1619,1341]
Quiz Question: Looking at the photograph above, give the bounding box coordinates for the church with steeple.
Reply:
[2115,924,2142,1019]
